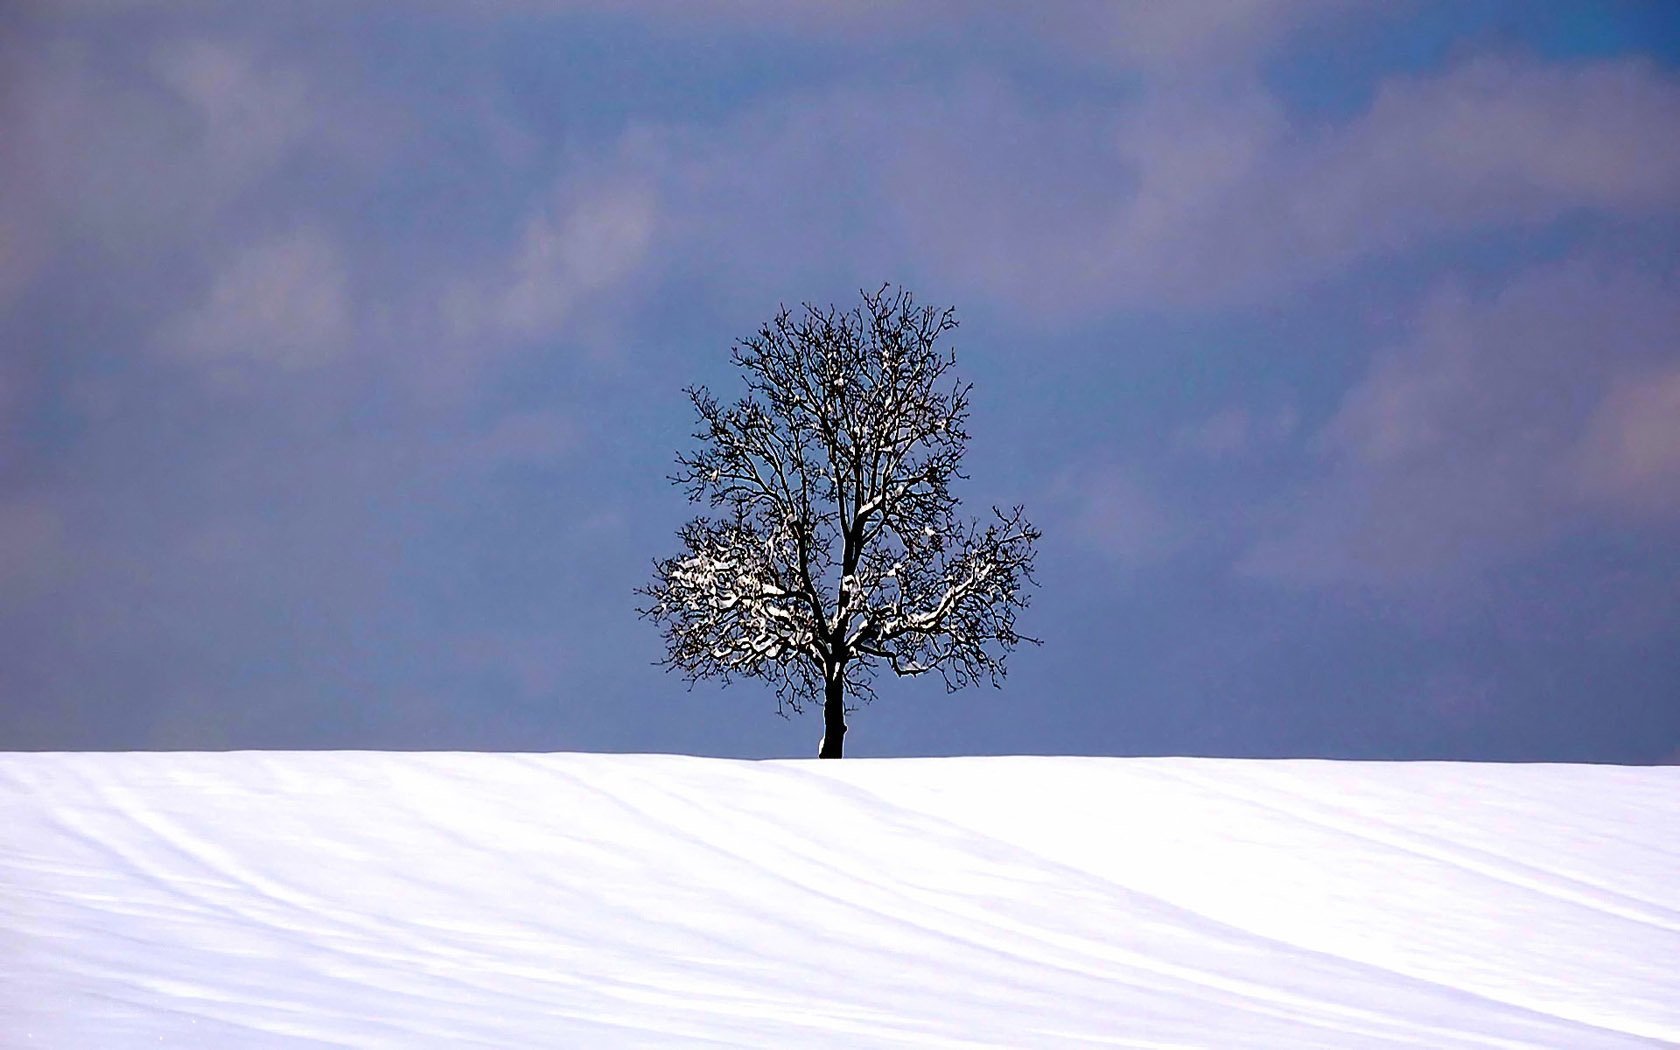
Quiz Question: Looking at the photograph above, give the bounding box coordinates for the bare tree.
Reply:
[637,286,1040,758]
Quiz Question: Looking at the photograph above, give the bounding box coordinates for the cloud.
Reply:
[890,55,1680,313]
[148,37,319,199]
[1346,55,1680,213]
[30,11,1675,360]
[6,21,655,401]
[1242,258,1680,586]
[368,175,663,403]
[1031,0,1355,72]
[394,0,1349,69]
[1051,461,1180,568]
[1569,366,1680,524]
[476,180,658,341]
[0,34,331,266]
[1174,405,1300,460]
[159,226,353,379]
[567,51,1678,319]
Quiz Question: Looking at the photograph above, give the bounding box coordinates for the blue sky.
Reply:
[3,1,1678,760]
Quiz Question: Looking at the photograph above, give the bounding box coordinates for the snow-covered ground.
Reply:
[3,753,1677,1047]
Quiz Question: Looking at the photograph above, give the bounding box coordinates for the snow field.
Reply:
[3,752,1677,1047]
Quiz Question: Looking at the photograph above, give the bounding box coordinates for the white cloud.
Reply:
[498,181,659,338]
[1570,366,1680,524]
[149,38,317,197]
[884,55,1680,313]
[160,226,352,376]
[557,52,1679,321]
[1034,0,1353,72]
[1052,462,1179,568]
[431,1,1353,71]
[1264,55,1680,268]
[443,179,658,343]
[670,45,1680,321]
[1242,260,1680,586]
[1174,405,1299,460]
[0,36,330,264]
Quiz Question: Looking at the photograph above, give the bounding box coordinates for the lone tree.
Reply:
[638,286,1040,758]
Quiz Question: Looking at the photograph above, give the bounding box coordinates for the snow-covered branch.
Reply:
[847,505,1040,692]
[638,515,826,713]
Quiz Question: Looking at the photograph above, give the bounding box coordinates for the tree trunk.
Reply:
[818,674,846,759]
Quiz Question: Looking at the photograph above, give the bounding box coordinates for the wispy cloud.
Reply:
[1174,406,1300,461]
[443,178,659,343]
[1243,258,1680,586]
[890,55,1680,312]
[1028,0,1357,72]
[1569,366,1680,525]
[160,226,353,381]
[1050,460,1182,569]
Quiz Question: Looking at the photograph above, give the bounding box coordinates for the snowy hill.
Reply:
[4,753,1677,1047]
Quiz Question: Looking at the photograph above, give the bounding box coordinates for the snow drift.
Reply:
[4,753,1677,1047]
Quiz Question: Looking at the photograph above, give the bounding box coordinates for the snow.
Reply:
[4,753,1677,1047]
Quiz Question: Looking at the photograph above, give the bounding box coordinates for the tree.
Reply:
[637,286,1040,758]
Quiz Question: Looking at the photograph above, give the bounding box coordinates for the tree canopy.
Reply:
[639,286,1039,757]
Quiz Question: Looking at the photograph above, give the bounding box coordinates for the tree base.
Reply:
[818,722,846,759]
[819,685,847,758]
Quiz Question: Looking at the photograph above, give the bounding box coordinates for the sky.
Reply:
[2,0,1678,761]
